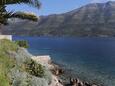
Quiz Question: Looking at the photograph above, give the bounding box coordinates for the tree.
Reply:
[0,0,41,25]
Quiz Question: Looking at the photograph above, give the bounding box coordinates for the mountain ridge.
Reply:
[3,1,115,37]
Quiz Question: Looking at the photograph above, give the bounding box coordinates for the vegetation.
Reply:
[0,0,52,85]
[0,39,18,86]
[12,12,39,21]
[0,0,41,25]
[0,39,48,86]
[0,39,18,51]
[24,59,45,77]
[15,40,29,48]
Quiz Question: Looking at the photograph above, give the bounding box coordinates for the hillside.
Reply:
[0,39,52,86]
[3,1,115,37]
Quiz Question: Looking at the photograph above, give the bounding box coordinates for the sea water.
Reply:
[13,36,115,86]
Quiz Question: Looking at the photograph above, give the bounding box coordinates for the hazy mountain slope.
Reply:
[3,1,115,37]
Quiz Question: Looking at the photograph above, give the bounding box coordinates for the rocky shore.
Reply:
[0,39,100,86]
[31,55,63,86]
[31,55,98,86]
[9,47,99,86]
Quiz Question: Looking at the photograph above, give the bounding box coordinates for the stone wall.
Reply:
[0,35,12,41]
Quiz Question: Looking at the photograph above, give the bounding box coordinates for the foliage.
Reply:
[0,39,51,86]
[0,39,18,51]
[24,59,45,77]
[0,39,17,86]
[12,12,38,21]
[0,0,41,25]
[15,40,29,48]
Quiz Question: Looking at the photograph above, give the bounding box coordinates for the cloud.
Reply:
[90,0,115,3]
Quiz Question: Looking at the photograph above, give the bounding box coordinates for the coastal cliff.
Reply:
[0,39,62,86]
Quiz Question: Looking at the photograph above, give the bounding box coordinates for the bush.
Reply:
[15,40,29,48]
[24,59,45,77]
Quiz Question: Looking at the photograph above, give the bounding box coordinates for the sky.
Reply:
[6,0,115,16]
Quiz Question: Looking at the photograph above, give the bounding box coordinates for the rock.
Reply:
[76,78,80,83]
[84,82,91,86]
[69,78,81,86]
[72,79,77,85]
[31,55,63,86]
[52,68,64,76]
[70,77,73,85]
[55,69,59,75]
[92,84,97,86]
[32,55,51,65]
[58,79,63,84]
[78,81,84,86]
[59,69,64,74]
[50,75,63,86]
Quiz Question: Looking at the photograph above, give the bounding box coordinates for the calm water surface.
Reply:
[13,36,115,86]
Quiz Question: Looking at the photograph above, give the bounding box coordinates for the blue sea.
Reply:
[13,36,115,86]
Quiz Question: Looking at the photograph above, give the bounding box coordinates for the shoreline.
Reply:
[31,55,63,86]
[31,55,98,86]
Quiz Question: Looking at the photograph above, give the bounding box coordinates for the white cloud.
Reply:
[90,0,115,3]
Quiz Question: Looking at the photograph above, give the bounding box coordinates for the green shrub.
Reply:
[15,40,29,48]
[24,59,45,77]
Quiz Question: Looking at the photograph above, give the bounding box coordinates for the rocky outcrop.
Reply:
[31,55,63,86]
[8,48,63,86]
[68,78,97,86]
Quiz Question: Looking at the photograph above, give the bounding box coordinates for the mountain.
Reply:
[3,1,115,37]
